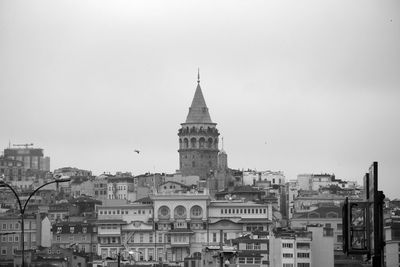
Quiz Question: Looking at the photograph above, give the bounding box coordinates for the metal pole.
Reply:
[1,178,70,267]
[219,230,223,267]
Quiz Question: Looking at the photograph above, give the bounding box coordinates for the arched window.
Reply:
[191,205,203,218]
[190,138,197,148]
[174,205,187,219]
[214,138,218,149]
[199,137,205,148]
[184,138,189,149]
[179,139,182,149]
[158,206,170,219]
[193,252,202,259]
[207,138,213,148]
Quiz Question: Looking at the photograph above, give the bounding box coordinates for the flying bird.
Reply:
[134,149,140,154]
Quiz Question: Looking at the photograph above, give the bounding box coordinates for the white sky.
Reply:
[1,0,399,198]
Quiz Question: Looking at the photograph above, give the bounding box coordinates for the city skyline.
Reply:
[1,0,399,198]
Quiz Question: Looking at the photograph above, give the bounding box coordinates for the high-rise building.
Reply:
[178,73,219,179]
[3,147,48,171]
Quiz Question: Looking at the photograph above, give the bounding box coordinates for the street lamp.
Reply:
[0,178,71,267]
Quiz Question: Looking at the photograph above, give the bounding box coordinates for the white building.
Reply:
[151,189,210,264]
[243,170,285,186]
[269,228,312,267]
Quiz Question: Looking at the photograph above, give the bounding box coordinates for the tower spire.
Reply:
[197,68,200,84]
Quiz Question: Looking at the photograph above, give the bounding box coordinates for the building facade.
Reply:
[3,147,46,171]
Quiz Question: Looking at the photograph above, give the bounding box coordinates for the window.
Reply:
[1,247,6,255]
[254,243,260,250]
[159,206,170,217]
[149,233,153,243]
[212,233,217,242]
[148,248,154,261]
[56,236,61,241]
[297,253,310,258]
[297,263,310,267]
[283,264,293,267]
[158,234,163,243]
[296,242,310,249]
[283,243,293,248]
[140,233,144,243]
[239,258,246,264]
[246,243,253,250]
[337,223,342,230]
[191,206,202,217]
[283,253,293,258]
[246,258,254,264]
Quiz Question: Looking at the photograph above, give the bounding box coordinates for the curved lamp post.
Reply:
[0,178,71,267]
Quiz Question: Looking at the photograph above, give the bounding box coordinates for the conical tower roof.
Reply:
[185,82,213,124]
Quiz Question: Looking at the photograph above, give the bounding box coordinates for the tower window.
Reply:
[190,138,196,148]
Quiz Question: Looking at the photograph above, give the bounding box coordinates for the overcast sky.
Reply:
[1,0,399,198]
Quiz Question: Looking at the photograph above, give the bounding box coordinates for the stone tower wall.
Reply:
[178,124,219,179]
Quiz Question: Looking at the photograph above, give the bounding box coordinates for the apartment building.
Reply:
[269,228,312,267]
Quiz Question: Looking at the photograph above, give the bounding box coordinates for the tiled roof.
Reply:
[184,83,213,124]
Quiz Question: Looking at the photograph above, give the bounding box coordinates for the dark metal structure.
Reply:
[0,178,70,267]
[342,162,385,267]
